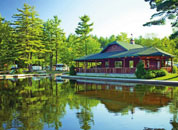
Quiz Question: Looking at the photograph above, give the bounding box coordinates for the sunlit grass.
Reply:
[153,73,178,81]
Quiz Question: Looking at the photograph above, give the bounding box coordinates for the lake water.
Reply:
[0,76,178,130]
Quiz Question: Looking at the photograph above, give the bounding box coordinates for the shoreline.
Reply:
[61,75,178,86]
[0,73,62,80]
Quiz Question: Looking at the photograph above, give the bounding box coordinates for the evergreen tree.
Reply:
[144,0,178,39]
[0,15,17,69]
[13,4,46,71]
[75,15,93,56]
[43,16,65,70]
[52,16,65,65]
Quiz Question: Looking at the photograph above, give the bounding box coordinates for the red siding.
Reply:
[103,44,126,53]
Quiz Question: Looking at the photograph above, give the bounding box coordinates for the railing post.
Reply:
[171,57,173,72]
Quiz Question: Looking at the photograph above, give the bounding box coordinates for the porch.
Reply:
[75,56,173,74]
[76,66,172,74]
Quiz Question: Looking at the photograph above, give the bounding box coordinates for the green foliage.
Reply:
[144,70,156,79]
[0,3,177,72]
[43,16,66,70]
[60,35,101,66]
[172,66,177,73]
[93,32,130,48]
[135,60,168,79]
[155,69,168,77]
[0,15,17,69]
[135,60,146,79]
[13,4,47,71]
[69,65,76,75]
[135,36,177,62]
[75,15,93,56]
[144,0,178,39]
[144,69,168,79]
[15,68,24,74]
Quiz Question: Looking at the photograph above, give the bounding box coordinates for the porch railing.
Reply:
[76,67,136,74]
[76,66,172,73]
[145,66,172,73]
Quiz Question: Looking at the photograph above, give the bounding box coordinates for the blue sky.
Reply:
[0,0,172,38]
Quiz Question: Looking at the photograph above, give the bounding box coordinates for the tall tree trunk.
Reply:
[50,53,53,71]
[28,52,32,72]
[56,49,58,65]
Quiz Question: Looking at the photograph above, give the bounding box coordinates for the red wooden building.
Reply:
[75,41,174,75]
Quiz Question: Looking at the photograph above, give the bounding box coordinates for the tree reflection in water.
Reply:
[0,77,178,130]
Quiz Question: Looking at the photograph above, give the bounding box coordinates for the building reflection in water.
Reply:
[75,80,172,114]
[74,79,177,130]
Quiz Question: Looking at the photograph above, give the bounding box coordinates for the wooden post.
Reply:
[163,58,165,67]
[95,60,97,73]
[171,57,173,72]
[167,58,168,67]
[123,58,126,73]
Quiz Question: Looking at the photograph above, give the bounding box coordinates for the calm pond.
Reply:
[0,76,178,130]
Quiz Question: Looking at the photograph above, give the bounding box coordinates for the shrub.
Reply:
[15,68,24,74]
[154,69,168,77]
[135,60,146,79]
[172,66,177,73]
[69,65,76,75]
[144,69,168,79]
[135,61,168,79]
[144,70,156,79]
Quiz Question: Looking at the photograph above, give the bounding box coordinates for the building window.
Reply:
[105,61,109,67]
[115,61,122,68]
[129,60,134,68]
[96,62,102,68]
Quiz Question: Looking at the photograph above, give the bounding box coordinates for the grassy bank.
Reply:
[153,73,178,81]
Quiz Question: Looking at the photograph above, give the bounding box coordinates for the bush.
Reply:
[144,69,168,79]
[172,66,177,73]
[154,69,168,77]
[15,68,24,74]
[69,65,76,75]
[135,60,168,79]
[135,60,146,79]
[144,70,156,79]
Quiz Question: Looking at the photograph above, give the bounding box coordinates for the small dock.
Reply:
[0,74,50,80]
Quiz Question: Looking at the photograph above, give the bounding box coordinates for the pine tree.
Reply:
[75,15,93,56]
[144,0,178,39]
[13,4,46,71]
[52,16,65,65]
[0,15,17,69]
[43,16,65,70]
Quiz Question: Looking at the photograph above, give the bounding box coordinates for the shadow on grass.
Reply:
[164,75,178,80]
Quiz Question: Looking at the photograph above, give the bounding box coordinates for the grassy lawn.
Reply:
[153,73,178,81]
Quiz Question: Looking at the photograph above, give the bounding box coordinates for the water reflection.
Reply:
[75,80,172,113]
[0,77,178,130]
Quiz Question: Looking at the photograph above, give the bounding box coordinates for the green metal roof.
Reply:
[75,41,174,61]
[101,41,143,53]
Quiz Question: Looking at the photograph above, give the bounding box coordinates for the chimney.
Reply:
[130,34,135,44]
